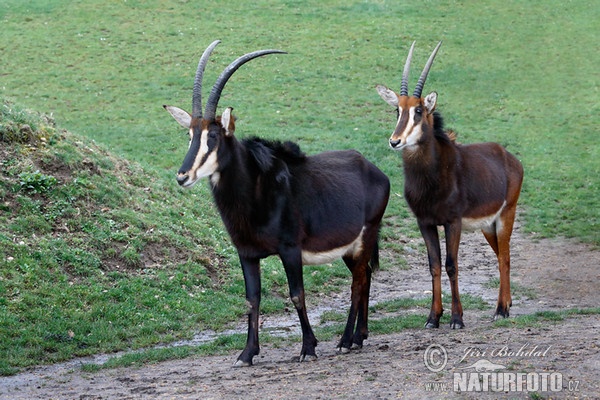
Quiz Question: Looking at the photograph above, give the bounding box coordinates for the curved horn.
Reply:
[203,49,287,121]
[413,41,442,98]
[192,40,221,119]
[400,41,415,97]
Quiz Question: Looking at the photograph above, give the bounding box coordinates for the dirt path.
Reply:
[2,227,599,399]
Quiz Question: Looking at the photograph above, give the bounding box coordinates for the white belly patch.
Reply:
[301,227,364,265]
[461,201,506,232]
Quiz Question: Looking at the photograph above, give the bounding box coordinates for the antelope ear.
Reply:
[424,92,437,113]
[221,107,235,137]
[163,105,192,128]
[376,85,399,107]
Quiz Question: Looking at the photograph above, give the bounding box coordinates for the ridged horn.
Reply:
[400,41,415,97]
[203,49,287,121]
[413,41,442,98]
[192,40,221,119]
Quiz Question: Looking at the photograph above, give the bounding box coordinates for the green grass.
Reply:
[316,292,490,342]
[80,333,249,373]
[0,0,598,375]
[493,308,600,328]
[484,277,538,301]
[1,0,597,243]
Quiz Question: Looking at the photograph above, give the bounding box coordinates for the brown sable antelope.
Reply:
[376,41,523,328]
[164,40,390,365]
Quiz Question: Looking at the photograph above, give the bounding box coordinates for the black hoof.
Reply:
[493,312,510,320]
[449,321,465,329]
[233,359,252,367]
[235,348,258,367]
[337,339,352,351]
[425,320,440,329]
[300,354,318,362]
[494,306,510,320]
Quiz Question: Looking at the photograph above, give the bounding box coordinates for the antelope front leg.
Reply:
[419,223,443,328]
[235,256,261,367]
[444,222,464,329]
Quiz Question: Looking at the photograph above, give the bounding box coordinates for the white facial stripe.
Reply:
[194,151,218,180]
[391,106,418,148]
[184,128,193,151]
[190,129,209,171]
[184,128,218,185]
[393,106,404,131]
[389,106,404,146]
[404,107,421,146]
[200,128,209,158]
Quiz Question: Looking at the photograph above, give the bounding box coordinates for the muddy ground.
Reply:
[1,224,599,399]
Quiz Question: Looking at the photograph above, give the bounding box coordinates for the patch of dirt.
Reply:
[1,225,599,399]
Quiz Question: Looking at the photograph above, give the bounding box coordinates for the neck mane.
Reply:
[402,111,459,200]
[209,136,306,243]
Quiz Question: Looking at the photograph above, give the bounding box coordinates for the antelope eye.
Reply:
[208,131,217,139]
[415,107,422,115]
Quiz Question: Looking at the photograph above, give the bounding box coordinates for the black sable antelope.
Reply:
[164,40,390,366]
[376,42,523,328]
